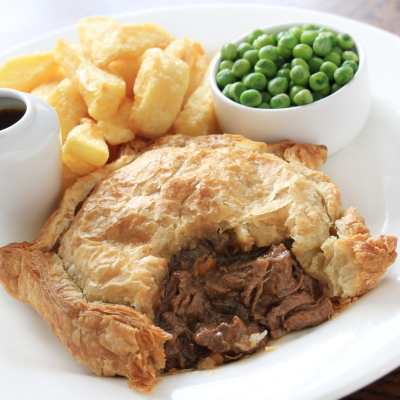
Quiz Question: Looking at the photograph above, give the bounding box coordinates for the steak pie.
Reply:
[0,134,397,391]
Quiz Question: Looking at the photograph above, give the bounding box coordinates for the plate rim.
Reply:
[1,3,400,59]
[0,4,399,400]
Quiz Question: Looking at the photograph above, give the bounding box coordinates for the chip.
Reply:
[48,78,88,142]
[0,53,63,92]
[165,38,198,69]
[131,48,189,137]
[173,81,220,136]
[54,40,126,121]
[107,58,141,98]
[62,118,109,168]
[185,53,209,102]
[165,39,208,102]
[31,81,60,101]
[62,151,96,176]
[79,17,173,66]
[97,98,136,145]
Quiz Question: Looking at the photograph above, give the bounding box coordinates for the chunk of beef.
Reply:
[156,242,333,371]
[194,316,267,354]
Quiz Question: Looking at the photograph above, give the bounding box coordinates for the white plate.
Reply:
[1,5,399,400]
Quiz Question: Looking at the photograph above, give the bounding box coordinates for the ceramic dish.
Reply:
[0,5,399,400]
[209,23,370,154]
[0,88,61,244]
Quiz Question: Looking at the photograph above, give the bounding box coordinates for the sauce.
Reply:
[0,107,25,131]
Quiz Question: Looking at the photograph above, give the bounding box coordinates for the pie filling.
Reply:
[156,240,334,371]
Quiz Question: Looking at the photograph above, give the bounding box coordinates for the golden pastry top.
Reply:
[32,134,397,318]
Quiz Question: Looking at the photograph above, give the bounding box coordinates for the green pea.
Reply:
[278,43,292,59]
[268,77,289,95]
[313,91,324,101]
[259,45,279,62]
[332,46,343,56]
[282,62,291,69]
[291,58,309,70]
[270,93,291,108]
[238,42,253,57]
[216,69,236,88]
[258,102,271,109]
[319,26,333,33]
[261,91,271,103]
[222,84,233,98]
[324,31,337,46]
[293,88,313,106]
[309,71,329,91]
[300,30,319,46]
[337,33,354,50]
[290,65,310,86]
[325,51,341,66]
[334,65,354,85]
[232,59,251,77]
[229,82,247,102]
[243,72,267,90]
[302,23,319,30]
[240,89,262,107]
[276,31,286,41]
[243,49,259,66]
[331,83,340,92]
[290,85,305,100]
[219,60,233,71]
[342,50,359,63]
[277,68,290,79]
[292,43,313,60]
[279,32,298,50]
[221,43,238,61]
[254,33,275,49]
[313,33,333,56]
[254,59,277,78]
[309,56,324,73]
[289,26,303,40]
[342,60,358,73]
[276,56,286,68]
[246,29,264,44]
[269,33,278,45]
[315,85,330,97]
[320,61,337,80]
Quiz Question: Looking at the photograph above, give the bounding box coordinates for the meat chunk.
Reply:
[194,316,267,354]
[157,242,333,370]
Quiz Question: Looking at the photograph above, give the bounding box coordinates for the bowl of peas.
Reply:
[209,23,370,155]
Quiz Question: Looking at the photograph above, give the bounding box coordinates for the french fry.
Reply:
[54,40,126,121]
[131,48,189,137]
[107,58,141,98]
[97,98,136,145]
[0,53,62,92]
[31,81,60,101]
[79,16,173,66]
[62,119,109,168]
[173,81,220,136]
[47,78,88,142]
[165,38,198,69]
[185,53,209,102]
[62,151,96,176]
[165,39,208,102]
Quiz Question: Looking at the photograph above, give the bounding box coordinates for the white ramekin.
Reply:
[0,88,61,245]
[209,24,371,155]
